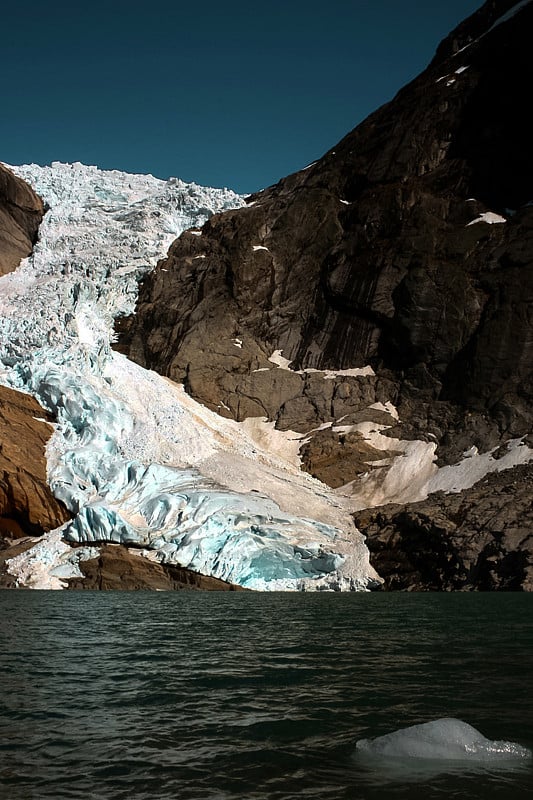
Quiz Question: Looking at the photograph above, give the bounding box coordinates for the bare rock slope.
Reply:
[355,462,533,591]
[119,0,533,589]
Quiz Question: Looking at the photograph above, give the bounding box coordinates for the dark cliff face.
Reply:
[119,0,532,448]
[118,1,533,589]
[0,162,44,277]
[354,461,533,592]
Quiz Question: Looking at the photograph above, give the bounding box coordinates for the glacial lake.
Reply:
[0,591,532,800]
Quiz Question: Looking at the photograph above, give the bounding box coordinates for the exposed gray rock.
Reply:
[355,463,533,591]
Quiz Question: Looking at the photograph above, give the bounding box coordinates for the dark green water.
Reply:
[0,592,532,800]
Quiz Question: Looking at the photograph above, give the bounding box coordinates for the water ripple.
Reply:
[0,592,532,799]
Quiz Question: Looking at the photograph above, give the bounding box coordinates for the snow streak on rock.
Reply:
[1,162,378,591]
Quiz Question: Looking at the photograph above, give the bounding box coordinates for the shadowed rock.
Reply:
[117,0,533,591]
[66,544,247,591]
[119,0,532,451]
[355,462,533,591]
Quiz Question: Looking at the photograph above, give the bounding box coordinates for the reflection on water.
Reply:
[354,748,533,785]
[0,592,532,800]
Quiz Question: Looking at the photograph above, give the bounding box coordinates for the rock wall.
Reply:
[0,162,44,276]
[0,384,70,535]
[355,462,533,591]
[119,0,533,452]
[117,0,533,591]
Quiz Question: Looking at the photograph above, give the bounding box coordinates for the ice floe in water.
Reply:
[356,718,532,765]
[1,162,378,590]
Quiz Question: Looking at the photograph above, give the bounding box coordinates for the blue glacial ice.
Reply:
[356,718,532,763]
[1,162,379,590]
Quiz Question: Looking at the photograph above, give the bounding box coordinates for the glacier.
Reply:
[0,161,379,590]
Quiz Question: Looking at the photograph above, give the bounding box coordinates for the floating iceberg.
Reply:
[356,718,532,763]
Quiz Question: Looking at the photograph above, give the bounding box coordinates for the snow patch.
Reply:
[488,0,533,31]
[267,350,375,378]
[268,349,294,370]
[239,417,304,469]
[369,401,399,420]
[6,529,99,590]
[322,366,375,379]
[337,400,533,510]
[466,211,507,226]
[426,438,533,494]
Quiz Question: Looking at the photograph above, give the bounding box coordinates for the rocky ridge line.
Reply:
[117,0,533,589]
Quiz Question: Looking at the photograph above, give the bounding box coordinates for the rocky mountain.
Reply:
[1,1,531,592]
[0,162,378,591]
[119,0,533,589]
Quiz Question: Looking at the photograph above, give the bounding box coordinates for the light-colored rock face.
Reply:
[0,162,379,591]
[0,163,44,277]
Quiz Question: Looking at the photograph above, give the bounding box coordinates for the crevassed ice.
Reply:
[1,162,378,590]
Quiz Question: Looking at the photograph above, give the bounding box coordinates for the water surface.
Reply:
[0,592,531,799]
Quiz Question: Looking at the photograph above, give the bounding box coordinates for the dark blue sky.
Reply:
[2,1,481,194]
